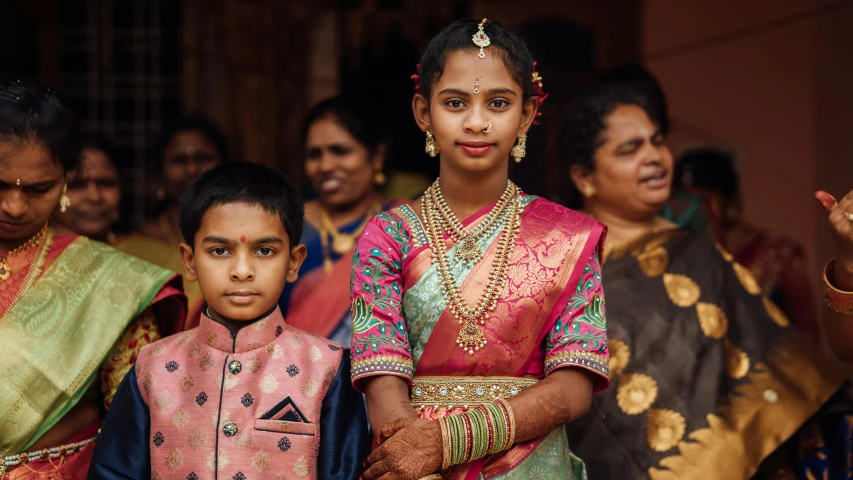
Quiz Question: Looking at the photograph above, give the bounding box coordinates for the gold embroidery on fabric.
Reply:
[647,409,686,452]
[171,409,189,429]
[216,372,238,392]
[286,334,305,346]
[253,451,270,473]
[152,471,164,480]
[733,263,761,295]
[246,356,263,373]
[204,329,219,347]
[247,341,262,350]
[725,339,750,379]
[149,343,167,357]
[154,391,172,409]
[608,339,631,377]
[273,476,287,480]
[303,377,320,398]
[293,455,310,478]
[188,343,202,359]
[261,374,279,393]
[252,317,270,331]
[142,372,156,392]
[267,343,284,359]
[321,365,338,388]
[617,373,659,415]
[663,274,701,307]
[165,448,183,471]
[235,429,252,448]
[101,310,161,408]
[648,335,843,480]
[762,297,790,328]
[175,333,192,346]
[179,374,195,393]
[207,448,229,470]
[638,245,669,278]
[715,243,733,262]
[188,428,206,449]
[696,302,728,339]
[308,345,323,362]
[199,352,215,371]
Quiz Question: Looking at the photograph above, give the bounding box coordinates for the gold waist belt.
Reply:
[0,432,97,474]
[410,376,537,408]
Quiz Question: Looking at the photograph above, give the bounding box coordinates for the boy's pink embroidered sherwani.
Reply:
[88,308,369,480]
[350,196,610,479]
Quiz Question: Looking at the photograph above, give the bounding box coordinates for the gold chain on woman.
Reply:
[422,181,521,354]
[319,200,382,273]
[430,179,514,265]
[0,223,48,281]
[3,225,54,317]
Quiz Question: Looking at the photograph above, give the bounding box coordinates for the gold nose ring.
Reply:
[484,120,492,133]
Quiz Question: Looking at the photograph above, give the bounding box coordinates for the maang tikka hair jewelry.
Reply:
[474,79,480,95]
[473,18,491,59]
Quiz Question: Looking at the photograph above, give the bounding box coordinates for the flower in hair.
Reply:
[531,62,548,124]
[411,63,421,94]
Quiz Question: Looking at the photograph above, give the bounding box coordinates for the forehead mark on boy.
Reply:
[240,235,246,243]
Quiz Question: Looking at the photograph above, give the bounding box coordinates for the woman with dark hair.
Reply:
[672,147,816,334]
[0,78,185,478]
[280,95,407,344]
[352,19,606,479]
[50,133,122,244]
[116,116,226,325]
[562,82,848,480]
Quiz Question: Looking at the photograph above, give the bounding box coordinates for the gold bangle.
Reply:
[438,416,452,471]
[823,259,853,315]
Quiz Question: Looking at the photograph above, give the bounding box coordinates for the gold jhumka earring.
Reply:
[510,133,527,163]
[59,183,71,213]
[425,131,440,157]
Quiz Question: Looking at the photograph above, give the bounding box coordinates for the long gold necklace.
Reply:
[431,179,514,266]
[0,223,48,281]
[319,200,382,273]
[3,226,54,317]
[423,182,521,354]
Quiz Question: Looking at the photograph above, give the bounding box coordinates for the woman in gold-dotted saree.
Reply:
[562,82,850,480]
[0,78,185,478]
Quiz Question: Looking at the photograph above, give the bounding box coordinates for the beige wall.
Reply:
[643,0,853,276]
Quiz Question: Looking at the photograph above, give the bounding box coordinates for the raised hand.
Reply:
[815,189,853,291]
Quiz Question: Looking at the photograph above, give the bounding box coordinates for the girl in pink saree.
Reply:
[351,19,610,480]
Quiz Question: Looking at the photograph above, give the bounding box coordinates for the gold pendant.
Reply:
[0,262,10,281]
[457,323,488,355]
[454,237,483,265]
[331,236,355,255]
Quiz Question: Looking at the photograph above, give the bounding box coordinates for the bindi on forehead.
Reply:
[240,235,247,243]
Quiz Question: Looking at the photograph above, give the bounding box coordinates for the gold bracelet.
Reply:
[823,259,853,315]
[438,416,452,471]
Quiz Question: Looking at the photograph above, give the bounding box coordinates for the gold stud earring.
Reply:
[510,133,527,163]
[59,183,71,213]
[425,131,440,158]
[374,171,387,186]
[582,185,596,198]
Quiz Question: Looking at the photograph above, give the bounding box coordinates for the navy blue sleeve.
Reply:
[87,366,151,479]
[318,350,370,480]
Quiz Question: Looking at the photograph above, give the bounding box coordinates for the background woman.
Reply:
[562,82,846,480]
[116,116,226,326]
[671,147,816,333]
[280,95,407,344]
[354,19,608,479]
[50,133,121,244]
[0,77,185,478]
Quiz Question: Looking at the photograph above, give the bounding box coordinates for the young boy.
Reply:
[88,163,369,479]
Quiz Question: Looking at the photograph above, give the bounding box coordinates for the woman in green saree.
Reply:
[562,82,850,480]
[0,78,185,478]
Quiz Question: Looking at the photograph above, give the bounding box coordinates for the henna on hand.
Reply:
[363,418,443,480]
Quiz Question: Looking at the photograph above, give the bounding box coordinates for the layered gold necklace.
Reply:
[0,223,49,281]
[422,180,521,354]
[319,200,382,273]
[3,226,53,316]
